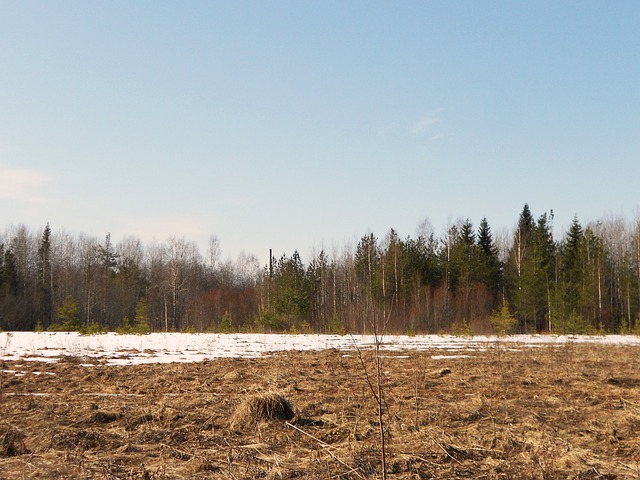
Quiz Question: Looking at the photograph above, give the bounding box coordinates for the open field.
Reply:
[2,339,640,478]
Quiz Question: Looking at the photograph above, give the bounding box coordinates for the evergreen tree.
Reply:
[355,233,381,288]
[531,213,557,331]
[381,229,403,322]
[506,204,537,332]
[37,223,53,328]
[477,217,502,297]
[50,294,81,331]
[97,233,119,275]
[0,247,19,297]
[133,298,151,333]
[0,246,22,330]
[562,216,585,315]
[307,250,330,331]
[459,219,476,246]
[582,226,605,329]
[440,224,459,292]
[354,233,382,316]
[218,310,233,333]
[448,220,479,291]
[270,251,310,330]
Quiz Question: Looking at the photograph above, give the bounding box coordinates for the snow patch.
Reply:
[1,332,640,366]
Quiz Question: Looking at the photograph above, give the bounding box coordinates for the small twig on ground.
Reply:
[285,421,365,479]
[423,428,463,465]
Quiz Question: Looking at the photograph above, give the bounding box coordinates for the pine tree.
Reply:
[218,311,233,333]
[51,294,81,331]
[133,298,151,333]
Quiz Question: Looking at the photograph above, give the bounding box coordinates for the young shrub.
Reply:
[633,316,640,335]
[132,299,151,334]
[255,309,287,332]
[451,319,472,337]
[116,317,133,334]
[328,314,345,335]
[79,321,107,335]
[218,311,233,333]
[555,310,594,335]
[298,320,312,333]
[49,294,81,331]
[490,301,517,336]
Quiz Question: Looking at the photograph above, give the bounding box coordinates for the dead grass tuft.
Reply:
[231,391,295,429]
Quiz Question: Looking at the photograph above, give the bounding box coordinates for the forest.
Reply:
[1,204,639,335]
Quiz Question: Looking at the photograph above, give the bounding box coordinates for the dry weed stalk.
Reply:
[351,295,394,480]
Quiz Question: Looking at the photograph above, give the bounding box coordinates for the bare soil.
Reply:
[2,342,640,479]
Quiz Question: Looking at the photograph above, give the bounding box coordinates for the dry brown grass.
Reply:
[230,392,295,429]
[2,342,640,478]
[0,425,28,457]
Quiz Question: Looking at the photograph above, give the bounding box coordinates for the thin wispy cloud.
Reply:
[0,166,50,203]
[410,108,444,136]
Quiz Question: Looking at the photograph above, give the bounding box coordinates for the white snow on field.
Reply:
[1,331,640,366]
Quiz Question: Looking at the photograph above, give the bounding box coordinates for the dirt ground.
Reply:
[2,341,640,479]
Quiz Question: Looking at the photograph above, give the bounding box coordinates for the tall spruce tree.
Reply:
[477,217,502,298]
[562,216,585,315]
[450,219,479,291]
[37,223,53,328]
[532,213,556,331]
[506,204,537,332]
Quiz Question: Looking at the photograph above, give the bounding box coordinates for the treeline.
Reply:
[1,204,640,334]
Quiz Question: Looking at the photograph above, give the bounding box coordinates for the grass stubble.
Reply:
[1,341,640,479]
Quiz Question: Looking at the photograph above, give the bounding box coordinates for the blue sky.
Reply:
[1,1,638,266]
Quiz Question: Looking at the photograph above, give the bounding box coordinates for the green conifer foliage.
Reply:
[218,311,233,333]
[133,298,151,333]
[477,217,502,297]
[50,294,81,331]
[506,204,543,332]
[37,223,53,328]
